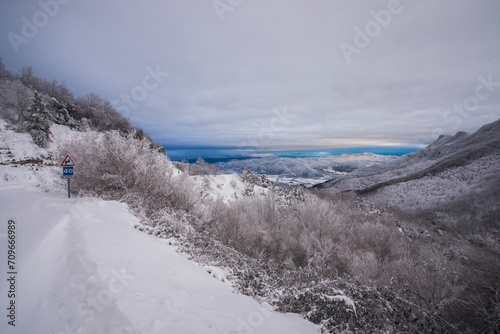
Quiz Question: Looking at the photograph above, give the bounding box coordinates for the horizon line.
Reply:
[162,144,425,151]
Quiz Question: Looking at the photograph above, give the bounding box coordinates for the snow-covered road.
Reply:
[0,184,318,334]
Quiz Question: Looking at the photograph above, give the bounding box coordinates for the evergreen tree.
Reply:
[25,90,52,148]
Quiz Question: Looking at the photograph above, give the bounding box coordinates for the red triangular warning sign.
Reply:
[60,155,75,166]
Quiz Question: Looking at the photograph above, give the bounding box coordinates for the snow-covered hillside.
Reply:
[319,118,500,231]
[0,179,318,334]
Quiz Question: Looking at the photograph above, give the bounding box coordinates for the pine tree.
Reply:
[25,90,52,148]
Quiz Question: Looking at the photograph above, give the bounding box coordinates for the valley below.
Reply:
[215,152,399,187]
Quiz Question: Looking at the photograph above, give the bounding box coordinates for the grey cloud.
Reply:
[1,0,499,149]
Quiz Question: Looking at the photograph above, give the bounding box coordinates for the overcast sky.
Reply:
[1,0,499,149]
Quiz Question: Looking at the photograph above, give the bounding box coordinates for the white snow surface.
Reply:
[0,182,318,334]
[0,119,84,164]
[0,119,48,162]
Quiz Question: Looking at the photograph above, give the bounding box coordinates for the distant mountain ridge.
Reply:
[318,118,500,231]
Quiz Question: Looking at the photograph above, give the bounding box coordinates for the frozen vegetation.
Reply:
[1,63,499,333]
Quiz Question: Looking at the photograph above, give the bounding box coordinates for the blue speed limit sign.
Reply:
[62,166,74,176]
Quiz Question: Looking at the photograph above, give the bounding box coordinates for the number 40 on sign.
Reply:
[62,166,73,176]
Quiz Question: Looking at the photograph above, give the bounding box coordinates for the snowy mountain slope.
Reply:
[0,184,319,334]
[319,118,500,193]
[318,118,500,230]
[362,151,500,228]
[359,119,500,193]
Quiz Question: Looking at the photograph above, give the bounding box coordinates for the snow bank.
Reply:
[0,120,85,164]
[0,183,318,334]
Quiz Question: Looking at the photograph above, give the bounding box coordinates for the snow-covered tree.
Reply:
[0,58,12,80]
[0,79,33,123]
[25,90,52,147]
[75,93,131,132]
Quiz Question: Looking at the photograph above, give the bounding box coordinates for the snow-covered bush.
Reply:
[188,157,219,175]
[59,130,198,213]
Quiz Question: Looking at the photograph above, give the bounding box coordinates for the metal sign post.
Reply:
[61,155,75,198]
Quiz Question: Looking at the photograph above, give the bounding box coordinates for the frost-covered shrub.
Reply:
[59,130,198,212]
[200,185,500,331]
[208,189,411,281]
[188,157,218,175]
[403,246,462,312]
[289,196,346,272]
[442,235,500,331]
